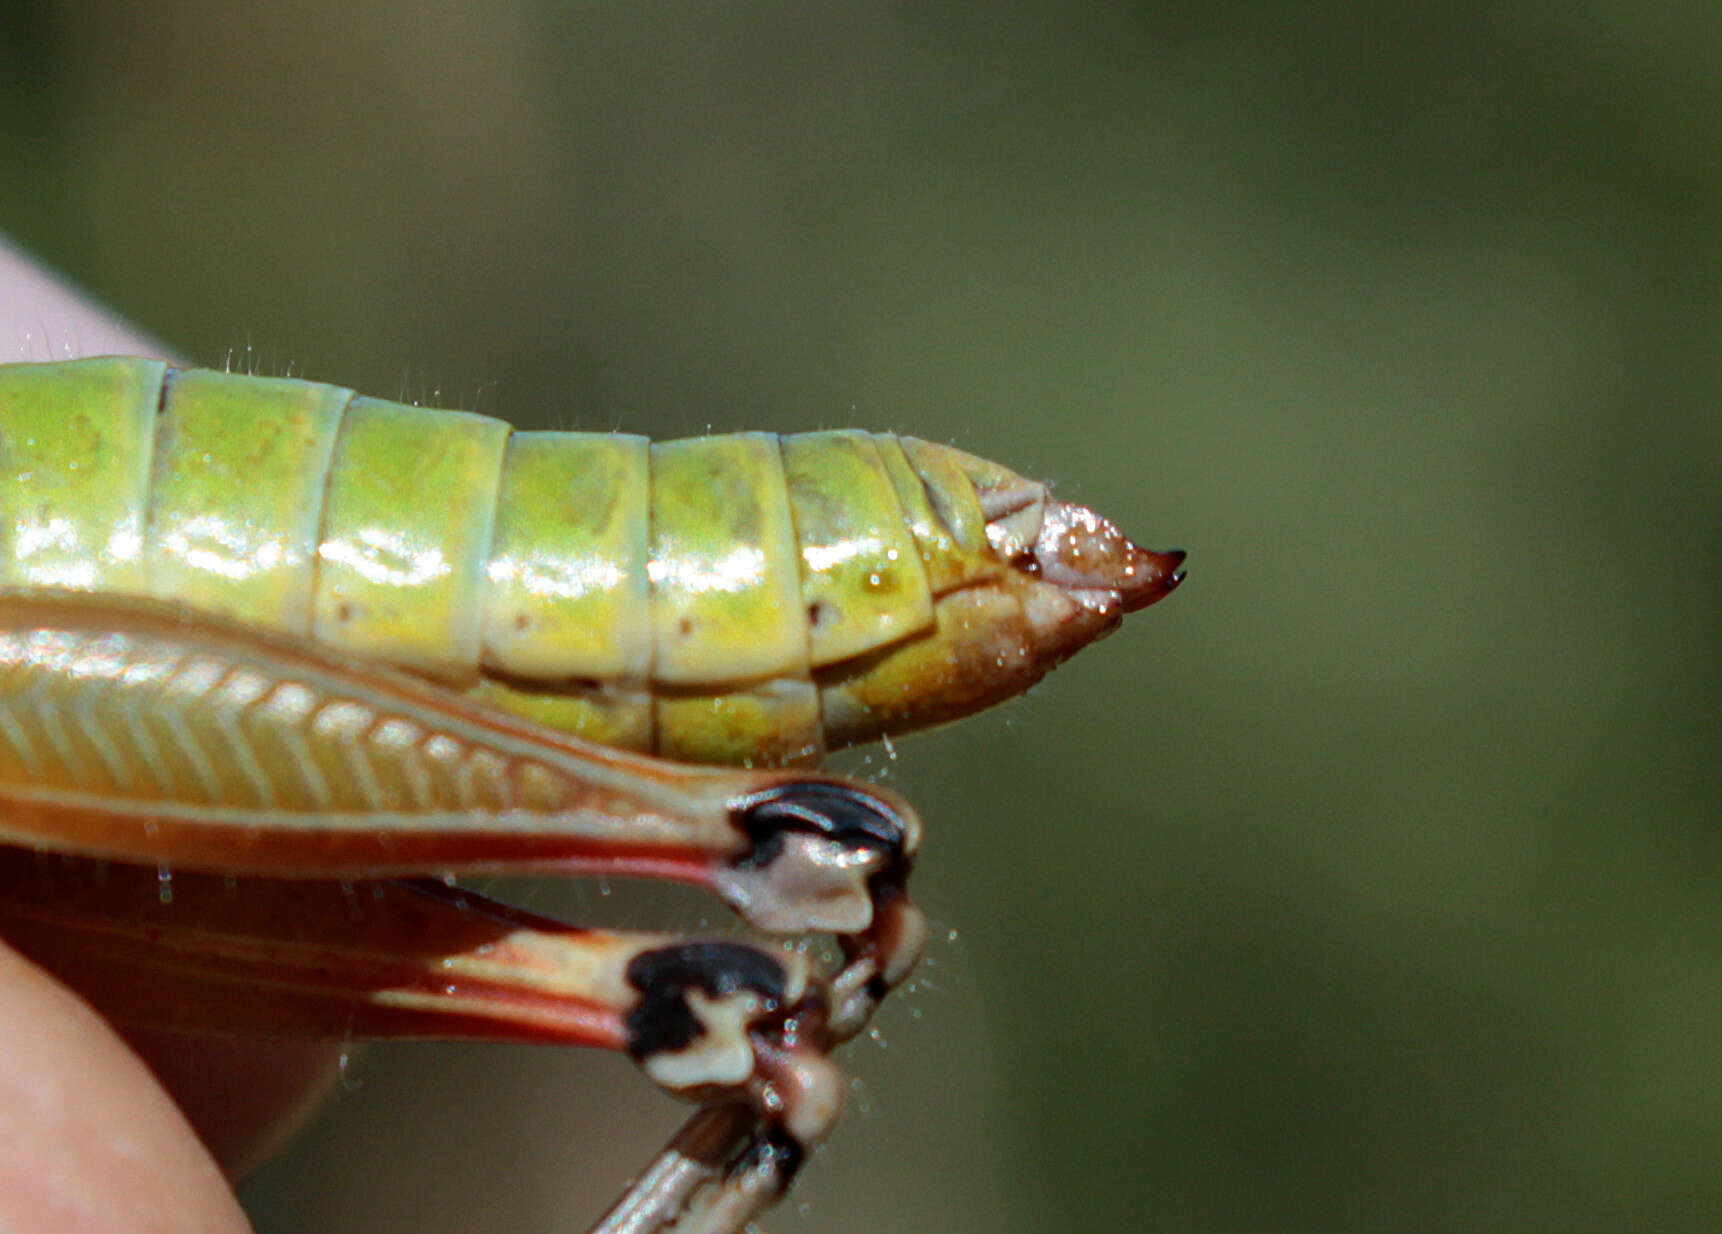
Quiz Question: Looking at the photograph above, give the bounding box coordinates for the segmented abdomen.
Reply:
[0,359,1031,766]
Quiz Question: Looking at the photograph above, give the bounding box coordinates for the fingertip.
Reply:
[0,941,253,1234]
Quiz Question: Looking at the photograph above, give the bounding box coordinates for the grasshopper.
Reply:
[0,357,1184,1232]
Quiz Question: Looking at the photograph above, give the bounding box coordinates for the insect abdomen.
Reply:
[0,357,1184,765]
[0,359,1033,765]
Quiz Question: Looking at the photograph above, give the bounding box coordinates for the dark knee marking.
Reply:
[624,941,790,1059]
[730,780,910,869]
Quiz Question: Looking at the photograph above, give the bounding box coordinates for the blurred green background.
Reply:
[4,3,1722,1231]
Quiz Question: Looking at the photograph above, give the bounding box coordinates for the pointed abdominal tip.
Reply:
[1028,497,1186,614]
[1121,546,1187,612]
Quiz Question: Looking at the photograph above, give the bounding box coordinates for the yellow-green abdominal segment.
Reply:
[147,369,347,632]
[0,357,1177,767]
